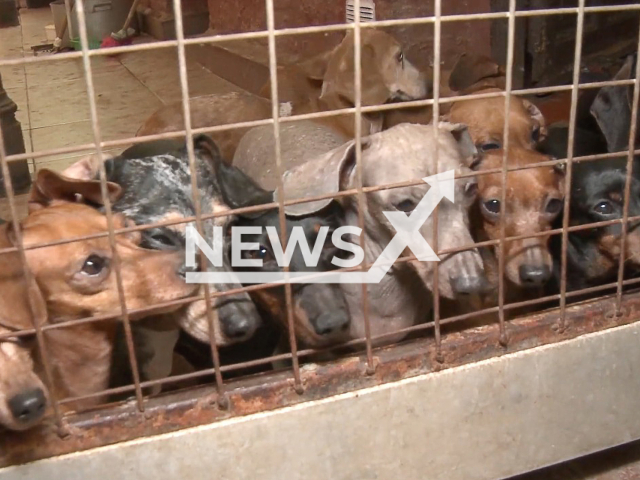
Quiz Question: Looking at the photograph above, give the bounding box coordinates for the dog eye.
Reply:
[397,51,403,63]
[395,199,416,212]
[483,199,501,214]
[479,142,501,152]
[594,201,615,215]
[243,245,271,261]
[545,198,563,215]
[531,126,541,143]
[81,255,108,276]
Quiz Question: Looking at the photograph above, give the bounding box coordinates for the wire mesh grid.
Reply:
[0,0,639,445]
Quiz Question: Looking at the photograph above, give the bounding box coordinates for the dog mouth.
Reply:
[388,90,415,103]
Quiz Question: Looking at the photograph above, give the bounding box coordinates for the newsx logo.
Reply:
[185,170,454,284]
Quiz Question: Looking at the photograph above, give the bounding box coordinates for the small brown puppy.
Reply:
[0,235,48,431]
[446,53,546,151]
[0,170,198,417]
[472,148,565,295]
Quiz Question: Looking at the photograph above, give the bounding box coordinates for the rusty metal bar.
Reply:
[264,0,304,393]
[352,0,376,375]
[496,0,517,347]
[171,0,228,407]
[559,0,586,331]
[431,0,443,363]
[74,0,145,412]
[2,285,638,468]
[615,18,640,313]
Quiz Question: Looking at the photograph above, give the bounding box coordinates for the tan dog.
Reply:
[472,148,565,294]
[0,170,198,423]
[0,232,48,431]
[138,30,428,160]
[445,53,546,151]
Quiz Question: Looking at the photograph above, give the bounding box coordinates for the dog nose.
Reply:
[221,315,256,340]
[313,312,350,336]
[451,275,489,295]
[8,388,46,425]
[519,264,551,286]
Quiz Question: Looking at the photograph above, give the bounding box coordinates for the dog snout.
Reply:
[312,311,350,336]
[8,388,46,426]
[518,264,552,286]
[218,301,261,341]
[451,274,489,296]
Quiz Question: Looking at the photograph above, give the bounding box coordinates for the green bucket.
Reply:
[71,37,102,50]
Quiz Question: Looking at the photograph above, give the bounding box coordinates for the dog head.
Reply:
[280,122,486,301]
[591,54,639,154]
[473,148,565,288]
[321,29,429,107]
[568,157,640,283]
[23,169,198,321]
[62,137,264,346]
[233,203,351,348]
[446,53,546,150]
[0,225,48,431]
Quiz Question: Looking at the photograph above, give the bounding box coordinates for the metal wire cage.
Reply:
[1,0,640,477]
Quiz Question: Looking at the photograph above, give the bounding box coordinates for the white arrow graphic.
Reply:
[186,170,454,284]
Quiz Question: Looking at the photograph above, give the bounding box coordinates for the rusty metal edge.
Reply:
[0,289,637,468]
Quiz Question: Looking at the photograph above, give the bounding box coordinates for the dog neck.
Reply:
[317,93,384,137]
[37,322,118,410]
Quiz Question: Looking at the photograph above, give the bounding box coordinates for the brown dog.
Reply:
[0,233,48,431]
[472,148,565,294]
[0,170,197,424]
[137,29,428,160]
[445,53,546,151]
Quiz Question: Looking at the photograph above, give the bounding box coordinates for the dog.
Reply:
[279,123,485,346]
[0,170,197,417]
[591,54,639,154]
[445,53,546,151]
[469,148,565,308]
[232,201,352,349]
[0,233,48,431]
[62,136,263,346]
[138,30,428,161]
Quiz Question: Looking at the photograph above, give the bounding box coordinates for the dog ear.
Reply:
[29,169,122,211]
[62,153,103,180]
[298,48,335,81]
[217,162,274,218]
[439,122,479,167]
[321,35,390,107]
[522,99,548,142]
[0,223,48,330]
[278,138,370,217]
[448,53,505,93]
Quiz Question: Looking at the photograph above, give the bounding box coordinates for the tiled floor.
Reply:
[0,7,242,219]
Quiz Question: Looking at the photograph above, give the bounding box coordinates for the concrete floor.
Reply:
[0,7,243,219]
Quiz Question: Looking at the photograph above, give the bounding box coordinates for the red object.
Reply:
[100,35,133,49]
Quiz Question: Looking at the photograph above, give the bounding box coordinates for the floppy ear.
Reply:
[279,139,370,217]
[0,224,47,330]
[62,153,103,180]
[217,163,274,218]
[322,37,390,106]
[448,53,505,93]
[522,99,548,141]
[298,48,336,81]
[29,168,122,211]
[439,122,479,167]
